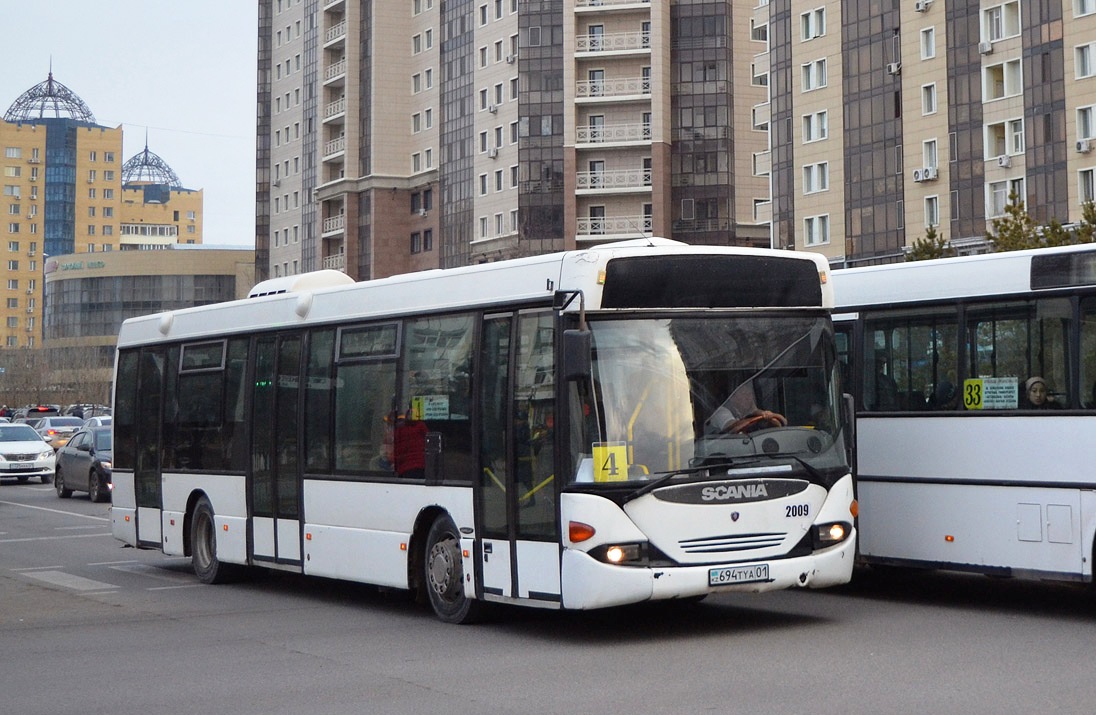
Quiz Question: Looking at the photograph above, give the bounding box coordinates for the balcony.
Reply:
[322,253,346,270]
[323,136,346,158]
[324,20,347,46]
[575,0,652,9]
[576,30,650,55]
[322,215,346,236]
[323,97,346,123]
[576,76,651,101]
[576,214,653,240]
[576,122,651,146]
[576,168,652,193]
[324,58,347,85]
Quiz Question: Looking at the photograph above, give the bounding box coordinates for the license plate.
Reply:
[709,563,770,586]
[9,463,33,470]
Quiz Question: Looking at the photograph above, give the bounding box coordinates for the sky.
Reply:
[1,1,259,246]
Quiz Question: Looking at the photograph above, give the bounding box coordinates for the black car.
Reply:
[54,426,112,502]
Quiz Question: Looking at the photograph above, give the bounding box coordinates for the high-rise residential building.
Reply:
[257,1,1096,278]
[256,0,772,283]
[765,0,1096,265]
[2,72,204,352]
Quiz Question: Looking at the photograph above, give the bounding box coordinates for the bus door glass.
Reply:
[478,310,560,602]
[250,333,304,565]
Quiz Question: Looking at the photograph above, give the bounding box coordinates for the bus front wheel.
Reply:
[190,496,236,584]
[424,515,482,624]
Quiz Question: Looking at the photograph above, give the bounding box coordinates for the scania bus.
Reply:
[833,244,1096,582]
[111,238,856,622]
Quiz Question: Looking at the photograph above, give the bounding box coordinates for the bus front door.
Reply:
[249,334,304,569]
[478,311,561,605]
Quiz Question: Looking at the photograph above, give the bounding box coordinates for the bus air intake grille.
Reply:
[678,532,785,554]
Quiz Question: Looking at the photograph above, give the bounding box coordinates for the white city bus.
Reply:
[833,244,1096,582]
[111,238,856,622]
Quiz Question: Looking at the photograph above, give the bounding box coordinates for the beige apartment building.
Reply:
[2,72,204,354]
[257,1,1096,278]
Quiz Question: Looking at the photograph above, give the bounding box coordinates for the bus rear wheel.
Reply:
[424,515,482,624]
[190,496,236,584]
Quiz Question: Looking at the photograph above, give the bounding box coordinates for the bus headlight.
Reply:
[590,543,645,565]
[812,521,852,549]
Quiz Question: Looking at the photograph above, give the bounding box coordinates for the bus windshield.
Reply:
[569,314,847,486]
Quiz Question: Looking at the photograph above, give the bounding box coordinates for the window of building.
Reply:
[925,196,940,227]
[988,178,1025,217]
[801,59,827,91]
[983,1,1020,42]
[1078,43,1095,79]
[923,139,939,170]
[1079,0,1096,16]
[802,110,828,142]
[922,84,937,115]
[921,27,936,59]
[1080,106,1095,139]
[800,7,825,41]
[984,59,1022,100]
[803,215,830,246]
[803,162,829,194]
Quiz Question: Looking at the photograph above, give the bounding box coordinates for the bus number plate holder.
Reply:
[709,563,770,586]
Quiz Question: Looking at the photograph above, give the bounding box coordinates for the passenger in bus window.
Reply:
[1023,376,1060,409]
[930,378,958,410]
[393,410,428,478]
[872,351,899,411]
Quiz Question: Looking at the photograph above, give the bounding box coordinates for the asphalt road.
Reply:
[3,479,1096,715]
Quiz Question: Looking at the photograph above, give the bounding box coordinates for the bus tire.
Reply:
[424,515,482,624]
[190,496,236,584]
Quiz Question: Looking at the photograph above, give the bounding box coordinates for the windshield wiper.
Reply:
[623,458,765,503]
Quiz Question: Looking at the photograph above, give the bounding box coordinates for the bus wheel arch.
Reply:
[423,512,483,624]
[188,493,238,584]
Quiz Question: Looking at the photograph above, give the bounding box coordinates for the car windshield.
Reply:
[0,425,44,442]
[567,314,847,486]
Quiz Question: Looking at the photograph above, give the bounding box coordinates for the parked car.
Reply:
[54,426,112,502]
[82,415,112,428]
[33,416,85,451]
[0,423,56,484]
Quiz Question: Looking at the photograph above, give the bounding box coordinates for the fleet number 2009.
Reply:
[785,504,809,518]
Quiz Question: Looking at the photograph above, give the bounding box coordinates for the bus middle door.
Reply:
[250,333,304,569]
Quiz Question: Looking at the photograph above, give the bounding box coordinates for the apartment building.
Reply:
[766,0,1096,265]
[256,0,772,283]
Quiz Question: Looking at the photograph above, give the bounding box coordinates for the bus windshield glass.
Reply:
[569,314,846,486]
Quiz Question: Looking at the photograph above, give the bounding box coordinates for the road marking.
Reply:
[22,569,119,592]
[0,533,113,544]
[110,562,195,584]
[0,499,110,521]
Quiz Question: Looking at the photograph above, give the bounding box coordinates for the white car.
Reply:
[0,423,56,484]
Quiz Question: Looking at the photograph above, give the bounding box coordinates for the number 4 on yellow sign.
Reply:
[592,442,629,482]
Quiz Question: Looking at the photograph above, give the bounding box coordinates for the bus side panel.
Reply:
[857,416,1094,577]
[111,469,137,546]
[515,541,561,600]
[161,472,248,565]
[302,481,475,586]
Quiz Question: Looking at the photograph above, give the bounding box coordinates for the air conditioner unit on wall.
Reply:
[923,166,938,180]
[915,0,930,12]
[417,208,428,217]
[997,154,1012,168]
[913,169,924,182]
[506,54,516,64]
[978,41,993,55]
[886,62,901,75]
[488,147,499,158]
[1078,139,1093,154]
[488,104,498,114]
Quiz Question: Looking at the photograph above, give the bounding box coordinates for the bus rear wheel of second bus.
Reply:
[424,515,482,624]
[190,496,236,584]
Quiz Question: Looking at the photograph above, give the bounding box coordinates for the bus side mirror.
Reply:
[562,329,592,381]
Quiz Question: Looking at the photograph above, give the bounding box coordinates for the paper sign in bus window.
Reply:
[592,442,629,482]
[963,377,1017,410]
